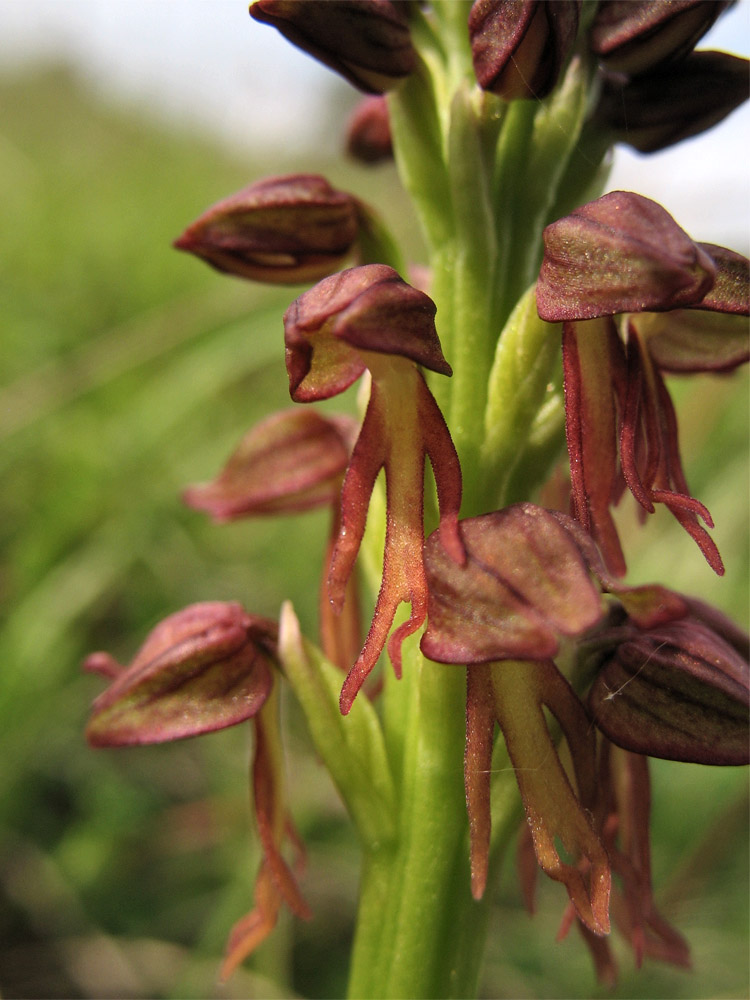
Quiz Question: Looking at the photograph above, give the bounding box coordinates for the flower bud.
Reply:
[589,617,750,765]
[183,409,356,519]
[249,1,416,94]
[682,595,750,660]
[469,0,581,101]
[590,1,731,76]
[346,95,393,164]
[593,51,749,153]
[174,174,360,285]
[537,191,717,322]
[85,602,276,746]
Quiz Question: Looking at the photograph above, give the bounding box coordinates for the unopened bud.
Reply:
[183,409,356,519]
[469,0,581,101]
[593,51,749,153]
[590,0,730,76]
[174,174,360,285]
[589,616,749,765]
[249,1,415,94]
[346,95,393,164]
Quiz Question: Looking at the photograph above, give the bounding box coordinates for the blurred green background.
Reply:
[0,56,747,1000]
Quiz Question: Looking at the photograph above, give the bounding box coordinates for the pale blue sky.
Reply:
[2,0,748,247]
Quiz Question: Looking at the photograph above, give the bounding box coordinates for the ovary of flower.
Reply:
[333,352,464,714]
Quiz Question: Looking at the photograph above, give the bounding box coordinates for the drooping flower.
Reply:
[537,191,749,577]
[284,264,464,713]
[421,503,687,933]
[422,501,748,976]
[84,603,311,972]
[183,409,356,519]
[469,0,581,101]
[553,598,747,980]
[249,0,416,94]
[182,409,362,673]
[173,174,363,285]
[84,601,276,744]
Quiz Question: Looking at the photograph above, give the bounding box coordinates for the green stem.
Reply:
[445,86,499,515]
[347,646,483,999]
[341,13,616,1000]
[347,644,527,999]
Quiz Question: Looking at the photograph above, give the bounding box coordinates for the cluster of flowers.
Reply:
[85,1,749,988]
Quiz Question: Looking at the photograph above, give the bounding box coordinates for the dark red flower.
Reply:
[284,264,464,712]
[174,174,362,285]
[84,604,311,970]
[590,0,731,76]
[346,95,393,164]
[588,608,750,766]
[537,191,749,577]
[249,1,416,94]
[592,50,749,153]
[422,503,687,933]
